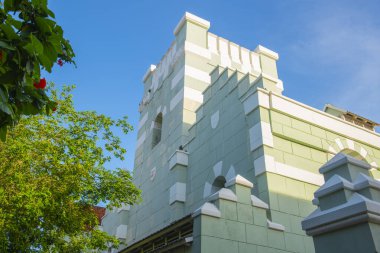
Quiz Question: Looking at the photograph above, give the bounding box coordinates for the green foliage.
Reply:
[0,0,75,140]
[0,85,141,252]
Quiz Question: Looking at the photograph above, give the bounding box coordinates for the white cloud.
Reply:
[290,5,380,122]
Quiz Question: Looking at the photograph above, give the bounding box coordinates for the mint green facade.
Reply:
[101,12,380,253]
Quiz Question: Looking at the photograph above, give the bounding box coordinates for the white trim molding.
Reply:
[254,155,324,186]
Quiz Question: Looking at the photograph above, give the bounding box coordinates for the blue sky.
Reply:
[46,0,380,171]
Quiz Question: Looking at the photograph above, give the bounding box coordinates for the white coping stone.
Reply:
[142,65,156,82]
[225,174,254,188]
[243,90,270,115]
[353,173,380,190]
[254,45,279,60]
[254,155,324,186]
[138,112,149,130]
[192,202,221,218]
[249,121,273,151]
[136,131,146,149]
[169,182,186,205]
[371,162,378,168]
[319,153,371,174]
[314,175,354,198]
[116,224,128,239]
[360,147,368,158]
[335,138,344,151]
[251,195,269,209]
[184,86,203,104]
[184,41,211,59]
[171,66,185,89]
[185,65,211,84]
[270,92,380,147]
[169,150,189,170]
[170,88,184,111]
[346,139,355,151]
[150,167,156,181]
[267,220,285,231]
[174,12,210,35]
[203,182,212,198]
[226,165,236,181]
[211,111,219,129]
[162,106,167,116]
[208,188,237,202]
[213,161,223,177]
[276,79,284,91]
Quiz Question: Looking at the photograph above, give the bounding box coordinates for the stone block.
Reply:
[268,229,285,249]
[246,224,268,246]
[237,203,254,224]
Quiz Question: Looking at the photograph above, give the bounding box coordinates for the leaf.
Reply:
[3,0,14,12]
[0,41,15,50]
[0,23,18,40]
[36,17,52,34]
[30,34,44,55]
[0,126,7,141]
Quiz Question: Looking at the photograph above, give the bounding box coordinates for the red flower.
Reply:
[57,59,63,67]
[34,78,47,89]
[52,107,57,112]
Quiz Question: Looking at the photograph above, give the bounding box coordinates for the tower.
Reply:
[102,12,380,253]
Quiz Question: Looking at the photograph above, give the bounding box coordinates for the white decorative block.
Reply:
[185,65,211,84]
[360,147,368,158]
[243,91,270,115]
[171,66,185,89]
[249,121,273,151]
[226,165,236,181]
[213,161,223,177]
[184,86,203,103]
[185,41,211,59]
[150,167,156,181]
[335,138,344,151]
[136,131,146,149]
[211,111,219,129]
[346,139,355,150]
[169,150,189,170]
[203,182,212,198]
[254,155,275,176]
[170,88,184,111]
[169,182,186,205]
[138,112,148,130]
[116,224,128,239]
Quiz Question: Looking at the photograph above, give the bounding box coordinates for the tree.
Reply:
[0,85,141,252]
[0,0,75,140]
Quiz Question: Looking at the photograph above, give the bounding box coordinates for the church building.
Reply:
[101,13,380,253]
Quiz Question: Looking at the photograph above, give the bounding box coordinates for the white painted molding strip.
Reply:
[254,155,324,186]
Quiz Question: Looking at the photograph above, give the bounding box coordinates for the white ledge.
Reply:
[225,174,254,188]
[208,188,237,202]
[267,220,285,231]
[174,12,210,35]
[251,195,269,209]
[142,65,156,82]
[254,45,279,60]
[192,202,221,218]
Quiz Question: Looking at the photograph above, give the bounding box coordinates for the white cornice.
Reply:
[174,12,210,35]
